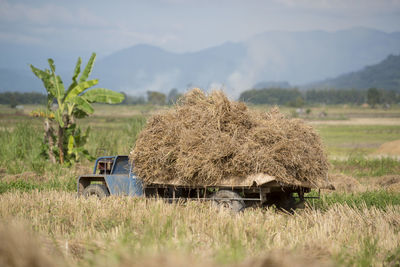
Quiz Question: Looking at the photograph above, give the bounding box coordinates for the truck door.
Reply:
[105,156,143,196]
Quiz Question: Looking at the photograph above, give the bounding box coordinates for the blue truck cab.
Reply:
[77,156,143,198]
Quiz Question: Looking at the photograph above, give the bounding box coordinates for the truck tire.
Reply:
[264,192,301,212]
[211,190,245,212]
[275,193,303,212]
[83,184,110,199]
[277,194,296,212]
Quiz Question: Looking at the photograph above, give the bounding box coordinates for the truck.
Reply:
[78,155,329,212]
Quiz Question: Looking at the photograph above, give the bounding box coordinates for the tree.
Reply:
[367,88,380,108]
[239,88,302,105]
[0,92,46,105]
[147,91,166,105]
[288,96,305,108]
[305,89,366,105]
[167,88,182,104]
[30,53,125,164]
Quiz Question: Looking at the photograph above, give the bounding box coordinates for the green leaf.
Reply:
[30,65,50,81]
[69,96,94,115]
[72,57,82,84]
[64,57,82,99]
[84,126,91,138]
[82,88,125,104]
[65,79,98,101]
[56,75,65,99]
[54,109,64,127]
[30,65,55,96]
[81,149,94,160]
[68,135,74,155]
[47,59,65,101]
[79,53,96,83]
[72,108,89,119]
[46,95,54,109]
[30,64,57,109]
[48,58,56,72]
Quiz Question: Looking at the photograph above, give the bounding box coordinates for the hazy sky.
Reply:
[1,0,400,55]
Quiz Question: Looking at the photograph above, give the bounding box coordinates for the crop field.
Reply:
[0,103,400,266]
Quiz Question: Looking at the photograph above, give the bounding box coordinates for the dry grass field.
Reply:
[0,103,400,266]
[1,191,400,267]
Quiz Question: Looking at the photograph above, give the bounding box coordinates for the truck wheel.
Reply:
[263,192,301,212]
[275,193,298,212]
[211,190,245,212]
[83,184,110,199]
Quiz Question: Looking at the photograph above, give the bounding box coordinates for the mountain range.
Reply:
[305,54,400,91]
[1,27,400,96]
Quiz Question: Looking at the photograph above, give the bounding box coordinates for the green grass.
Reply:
[335,236,380,267]
[86,115,146,156]
[385,246,400,266]
[316,124,400,156]
[331,155,400,177]
[0,122,45,174]
[0,115,146,174]
[0,115,146,194]
[251,103,400,117]
[0,177,76,194]
[308,190,400,210]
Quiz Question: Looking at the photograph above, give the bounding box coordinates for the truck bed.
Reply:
[146,173,334,190]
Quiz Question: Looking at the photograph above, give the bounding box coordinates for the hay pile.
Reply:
[376,175,400,192]
[130,89,329,187]
[328,174,362,192]
[373,139,400,156]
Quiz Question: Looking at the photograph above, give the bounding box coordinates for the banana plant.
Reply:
[66,124,92,162]
[30,53,124,164]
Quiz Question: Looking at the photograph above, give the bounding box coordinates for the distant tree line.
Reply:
[120,93,146,105]
[0,88,183,107]
[3,87,399,107]
[121,89,182,105]
[0,92,46,107]
[239,88,303,106]
[305,89,366,105]
[239,88,400,106]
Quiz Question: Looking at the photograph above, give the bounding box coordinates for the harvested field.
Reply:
[309,117,400,126]
[131,89,329,187]
[0,221,64,267]
[0,191,400,266]
[1,102,400,267]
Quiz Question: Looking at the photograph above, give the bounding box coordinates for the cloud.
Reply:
[143,69,182,93]
[272,0,400,13]
[0,0,181,53]
[0,32,44,45]
[226,39,286,97]
[0,0,107,27]
[0,0,113,46]
[105,25,179,49]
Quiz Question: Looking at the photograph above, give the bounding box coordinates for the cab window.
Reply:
[112,156,130,174]
[97,159,113,174]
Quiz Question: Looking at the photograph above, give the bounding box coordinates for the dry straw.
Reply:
[131,89,329,187]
